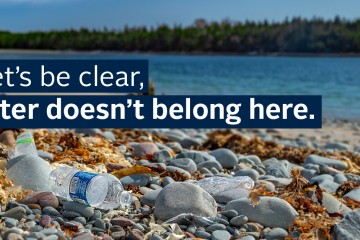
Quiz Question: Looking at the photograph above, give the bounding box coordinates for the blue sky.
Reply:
[1,0,359,32]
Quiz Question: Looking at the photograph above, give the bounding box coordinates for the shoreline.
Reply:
[1,49,360,58]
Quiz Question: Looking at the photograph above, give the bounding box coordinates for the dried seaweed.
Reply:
[202,131,360,174]
[0,169,32,206]
[335,181,360,198]
[111,165,159,178]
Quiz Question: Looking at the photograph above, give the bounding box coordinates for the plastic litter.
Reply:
[196,176,254,195]
[49,167,132,209]
[164,213,217,227]
[9,132,38,159]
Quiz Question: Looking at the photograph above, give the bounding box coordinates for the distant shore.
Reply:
[1,49,360,58]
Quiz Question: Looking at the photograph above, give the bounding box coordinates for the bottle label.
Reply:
[69,171,97,206]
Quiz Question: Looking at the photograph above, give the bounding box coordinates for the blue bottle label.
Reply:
[69,171,97,206]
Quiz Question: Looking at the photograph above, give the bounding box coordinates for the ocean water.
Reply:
[1,53,359,119]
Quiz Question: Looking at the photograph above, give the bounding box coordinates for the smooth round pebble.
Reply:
[211,230,231,240]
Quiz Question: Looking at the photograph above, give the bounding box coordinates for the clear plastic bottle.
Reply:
[49,167,132,209]
[13,132,38,158]
[196,176,254,196]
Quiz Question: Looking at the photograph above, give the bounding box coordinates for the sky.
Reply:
[0,0,359,32]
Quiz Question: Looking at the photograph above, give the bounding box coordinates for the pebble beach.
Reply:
[1,121,360,240]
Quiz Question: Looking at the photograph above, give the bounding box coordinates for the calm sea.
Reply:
[1,53,359,119]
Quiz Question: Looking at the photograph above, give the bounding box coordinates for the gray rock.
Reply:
[239,237,255,240]
[266,160,293,178]
[213,188,250,204]
[241,155,263,166]
[64,201,94,218]
[301,169,318,180]
[42,206,61,216]
[102,131,116,141]
[320,164,342,176]
[266,178,292,188]
[333,209,360,240]
[153,150,173,163]
[168,158,197,172]
[225,197,298,229]
[230,215,248,226]
[73,217,87,225]
[140,189,161,207]
[255,180,276,192]
[162,177,175,187]
[132,142,159,157]
[1,206,26,220]
[206,223,226,231]
[166,166,191,178]
[75,128,100,136]
[6,155,52,191]
[262,158,279,168]
[304,155,347,170]
[310,174,334,184]
[37,150,53,161]
[234,169,260,181]
[324,142,350,151]
[220,210,238,219]
[120,174,149,187]
[197,160,222,171]
[176,151,215,164]
[180,138,201,148]
[165,142,183,153]
[209,148,238,169]
[94,218,106,230]
[154,182,217,221]
[318,180,340,194]
[62,211,82,218]
[4,218,18,228]
[308,191,351,216]
[194,230,211,239]
[264,228,288,240]
[211,230,231,240]
[334,174,348,184]
[343,188,360,202]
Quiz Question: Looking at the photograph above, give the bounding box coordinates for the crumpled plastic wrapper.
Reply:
[143,215,186,240]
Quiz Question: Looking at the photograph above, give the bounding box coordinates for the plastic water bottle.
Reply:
[49,167,132,209]
[196,176,254,196]
[13,132,38,158]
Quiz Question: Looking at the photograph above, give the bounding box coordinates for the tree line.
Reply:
[1,17,360,53]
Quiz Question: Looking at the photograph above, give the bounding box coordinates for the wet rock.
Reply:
[154,182,217,221]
